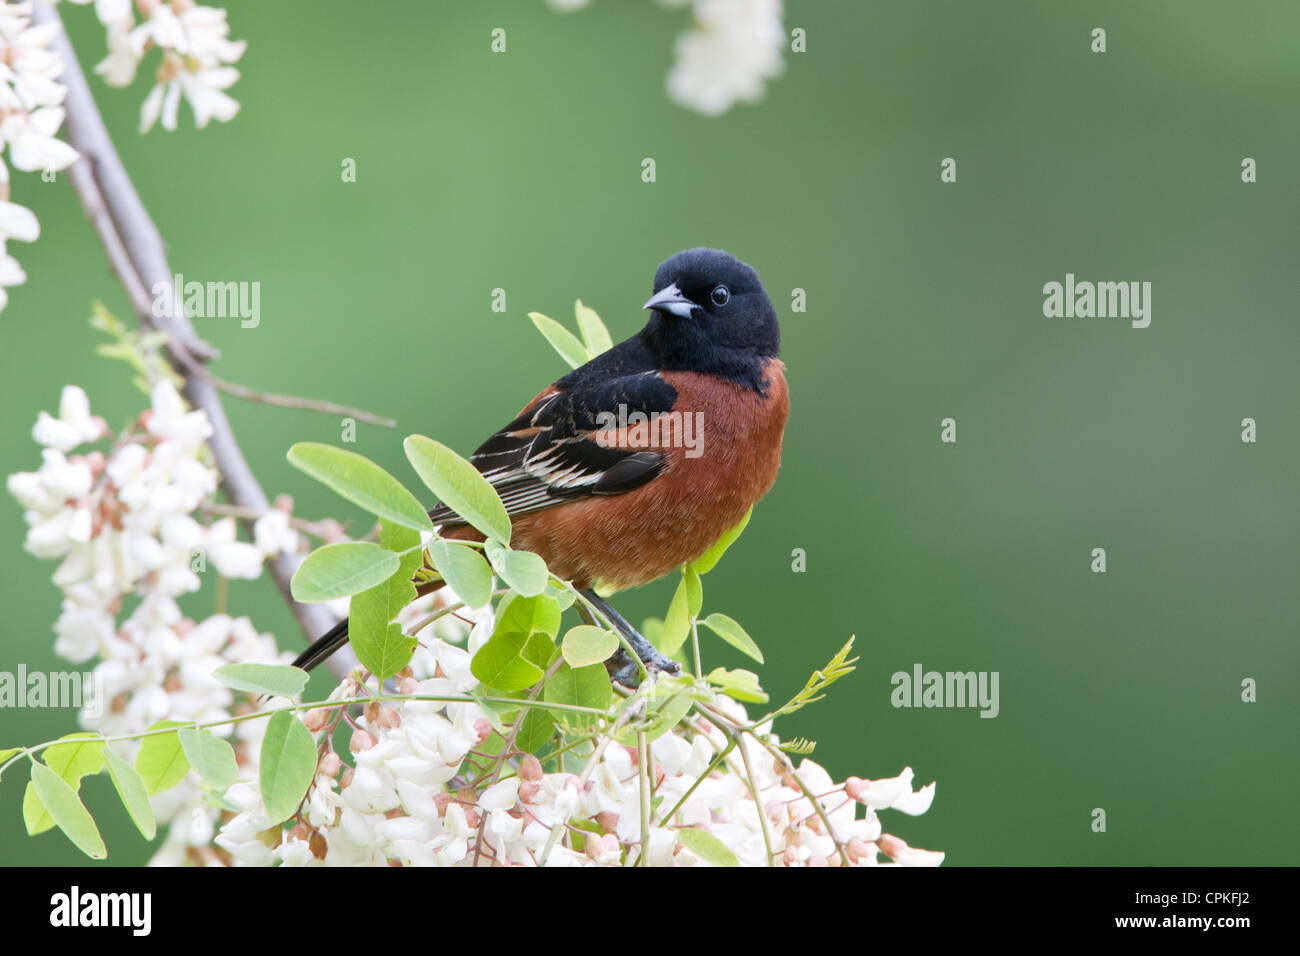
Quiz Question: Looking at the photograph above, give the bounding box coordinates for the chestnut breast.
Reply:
[509,358,789,591]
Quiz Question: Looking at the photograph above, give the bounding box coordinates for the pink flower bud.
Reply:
[319,752,341,777]
[844,776,869,802]
[302,708,330,732]
[519,754,543,782]
[847,839,874,863]
[349,730,376,753]
[473,718,493,743]
[877,833,905,859]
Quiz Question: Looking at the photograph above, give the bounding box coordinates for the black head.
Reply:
[639,248,780,390]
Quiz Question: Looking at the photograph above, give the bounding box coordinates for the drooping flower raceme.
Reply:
[8,381,300,863]
[665,0,786,117]
[66,0,246,132]
[219,597,945,868]
[11,380,944,867]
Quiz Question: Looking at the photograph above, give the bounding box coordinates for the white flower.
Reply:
[134,6,245,133]
[1,105,78,173]
[94,17,139,88]
[253,509,299,558]
[206,517,264,579]
[666,0,785,117]
[146,379,212,447]
[31,385,106,452]
[0,198,44,310]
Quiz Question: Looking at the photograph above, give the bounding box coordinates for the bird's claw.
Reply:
[606,645,681,689]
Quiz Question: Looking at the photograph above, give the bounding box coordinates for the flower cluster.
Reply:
[0,2,244,314]
[218,598,944,868]
[547,0,787,117]
[664,0,785,117]
[8,381,298,862]
[0,1,78,310]
[69,0,246,132]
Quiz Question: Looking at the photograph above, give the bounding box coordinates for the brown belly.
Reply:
[503,360,789,591]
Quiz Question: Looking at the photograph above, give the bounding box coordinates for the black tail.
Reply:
[293,617,350,673]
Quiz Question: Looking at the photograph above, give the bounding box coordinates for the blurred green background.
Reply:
[2,0,1297,865]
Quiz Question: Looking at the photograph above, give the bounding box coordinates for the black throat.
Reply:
[639,316,774,394]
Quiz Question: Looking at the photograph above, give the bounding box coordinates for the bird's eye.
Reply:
[710,285,730,306]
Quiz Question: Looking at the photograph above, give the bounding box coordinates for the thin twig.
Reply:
[197,501,343,541]
[192,365,397,428]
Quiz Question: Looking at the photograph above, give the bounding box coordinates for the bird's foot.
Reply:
[605,638,681,689]
[578,588,681,689]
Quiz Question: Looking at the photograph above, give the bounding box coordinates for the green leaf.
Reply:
[427,538,494,609]
[545,582,576,611]
[405,435,512,543]
[699,613,764,664]
[287,443,432,532]
[22,733,106,836]
[178,728,238,791]
[213,663,309,698]
[471,632,545,692]
[677,827,739,867]
[495,593,562,640]
[658,575,693,655]
[291,541,402,603]
[522,632,559,671]
[574,300,613,355]
[684,567,702,616]
[134,721,191,795]
[484,540,549,597]
[0,747,19,766]
[561,625,619,668]
[646,692,694,742]
[259,711,319,826]
[349,522,421,679]
[103,748,156,841]
[515,707,555,754]
[529,311,590,369]
[615,691,694,746]
[543,662,612,726]
[705,667,768,704]
[30,763,106,860]
[690,506,752,575]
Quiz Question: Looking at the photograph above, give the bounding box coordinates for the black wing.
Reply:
[428,369,678,525]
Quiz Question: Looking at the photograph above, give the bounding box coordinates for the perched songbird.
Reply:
[294,247,788,685]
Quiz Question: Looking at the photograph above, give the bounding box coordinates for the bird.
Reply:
[292,247,788,686]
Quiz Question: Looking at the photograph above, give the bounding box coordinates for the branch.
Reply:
[38,4,355,676]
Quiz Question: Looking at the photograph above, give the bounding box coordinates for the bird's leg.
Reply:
[578,588,681,688]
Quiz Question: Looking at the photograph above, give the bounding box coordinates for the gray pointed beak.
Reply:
[643,283,696,318]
